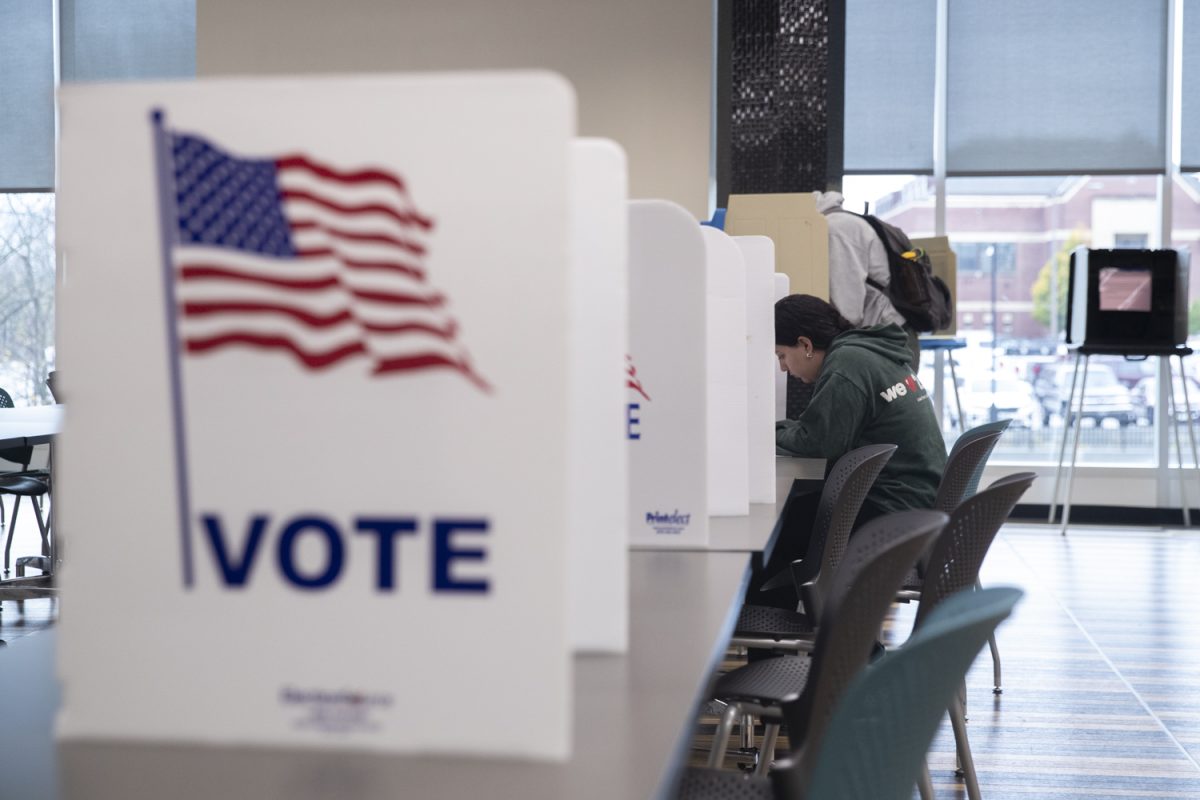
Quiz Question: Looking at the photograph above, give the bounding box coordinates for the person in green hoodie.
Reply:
[775,293,946,515]
[756,294,947,609]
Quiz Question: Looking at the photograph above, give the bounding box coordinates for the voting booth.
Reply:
[627,200,708,547]
[724,193,829,301]
[56,72,577,759]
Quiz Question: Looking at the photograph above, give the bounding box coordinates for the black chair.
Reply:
[932,420,1011,515]
[908,419,1011,692]
[906,472,1035,800]
[731,444,897,654]
[0,388,52,578]
[697,509,947,776]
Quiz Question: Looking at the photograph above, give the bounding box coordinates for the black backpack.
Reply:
[853,212,954,333]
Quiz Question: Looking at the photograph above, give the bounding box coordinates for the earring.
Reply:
[806,351,813,359]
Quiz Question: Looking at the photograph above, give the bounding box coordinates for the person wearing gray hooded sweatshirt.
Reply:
[814,190,920,369]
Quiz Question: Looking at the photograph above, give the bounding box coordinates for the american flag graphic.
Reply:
[162,127,490,391]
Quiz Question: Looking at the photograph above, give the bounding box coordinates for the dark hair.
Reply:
[775,294,854,349]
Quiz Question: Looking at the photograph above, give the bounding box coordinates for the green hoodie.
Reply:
[776,324,947,513]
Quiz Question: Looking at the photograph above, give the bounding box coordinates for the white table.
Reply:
[0,404,64,447]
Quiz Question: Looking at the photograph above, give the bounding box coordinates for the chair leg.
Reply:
[917,760,935,800]
[708,701,741,768]
[31,494,49,559]
[740,713,755,751]
[988,632,1002,694]
[15,559,24,615]
[4,495,21,575]
[755,723,780,776]
[950,695,982,800]
[977,577,1002,693]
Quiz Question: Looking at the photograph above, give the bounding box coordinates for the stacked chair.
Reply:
[697,421,1029,800]
[699,509,947,776]
[693,587,1023,800]
[911,471,1034,800]
[677,586,1023,800]
[732,443,898,654]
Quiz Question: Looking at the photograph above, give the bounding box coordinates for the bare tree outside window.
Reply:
[0,194,55,405]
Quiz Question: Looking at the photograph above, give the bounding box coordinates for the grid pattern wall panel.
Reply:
[730,0,837,195]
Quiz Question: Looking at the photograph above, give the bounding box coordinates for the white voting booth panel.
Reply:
[737,236,776,504]
[567,139,628,653]
[774,273,790,421]
[627,200,708,547]
[56,72,575,759]
[701,227,749,517]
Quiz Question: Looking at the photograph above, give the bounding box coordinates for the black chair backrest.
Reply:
[933,421,1010,514]
[795,443,897,619]
[782,509,948,765]
[914,472,1035,630]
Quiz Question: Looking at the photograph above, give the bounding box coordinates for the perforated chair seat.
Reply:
[901,566,921,592]
[735,604,814,638]
[715,655,813,706]
[675,766,773,800]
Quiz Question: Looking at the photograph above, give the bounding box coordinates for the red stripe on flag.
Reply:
[183,300,457,338]
[186,333,367,369]
[293,248,427,281]
[276,155,411,194]
[180,265,340,292]
[183,301,354,328]
[290,220,428,257]
[374,353,492,392]
[362,318,458,337]
[280,189,433,230]
[351,288,446,307]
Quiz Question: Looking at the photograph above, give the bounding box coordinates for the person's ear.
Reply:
[796,336,814,357]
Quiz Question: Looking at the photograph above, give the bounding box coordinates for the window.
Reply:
[849,175,1160,464]
[0,195,55,405]
[952,243,1017,275]
[0,1,194,407]
[1114,233,1150,249]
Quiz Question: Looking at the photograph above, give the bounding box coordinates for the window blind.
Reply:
[60,0,195,81]
[946,0,1167,175]
[843,0,936,174]
[1182,0,1200,171]
[0,1,55,191]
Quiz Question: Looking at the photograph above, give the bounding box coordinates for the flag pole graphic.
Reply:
[152,109,196,588]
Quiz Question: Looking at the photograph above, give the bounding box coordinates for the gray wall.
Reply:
[196,0,713,219]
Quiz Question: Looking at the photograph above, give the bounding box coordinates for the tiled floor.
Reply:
[0,494,56,645]
[692,522,1200,798]
[925,523,1200,798]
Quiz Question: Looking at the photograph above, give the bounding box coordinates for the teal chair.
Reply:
[675,586,1022,800]
[780,586,1023,800]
